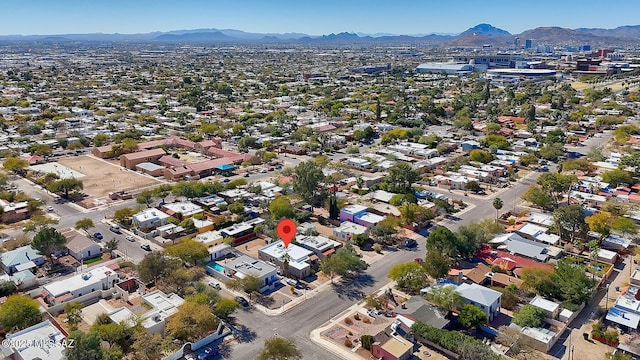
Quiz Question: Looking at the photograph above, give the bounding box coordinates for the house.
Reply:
[346,157,373,171]
[455,283,502,321]
[394,296,450,329]
[0,200,29,223]
[66,233,102,261]
[529,296,561,319]
[192,218,214,234]
[333,221,368,242]
[222,255,279,293]
[489,233,553,262]
[0,245,45,275]
[339,205,386,227]
[461,140,480,152]
[258,241,313,279]
[296,235,341,258]
[132,208,171,230]
[140,290,185,334]
[42,266,119,305]
[606,286,640,331]
[161,201,203,219]
[371,335,414,360]
[1,320,67,360]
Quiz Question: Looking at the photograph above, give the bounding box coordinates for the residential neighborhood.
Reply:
[3,9,640,360]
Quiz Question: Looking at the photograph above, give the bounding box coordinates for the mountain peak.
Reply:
[460,23,511,37]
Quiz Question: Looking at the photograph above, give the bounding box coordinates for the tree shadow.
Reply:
[332,273,374,300]
[232,324,257,343]
[217,342,233,358]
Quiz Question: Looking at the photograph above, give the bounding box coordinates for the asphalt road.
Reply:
[229,244,426,359]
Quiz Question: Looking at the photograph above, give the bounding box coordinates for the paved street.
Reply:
[229,240,426,359]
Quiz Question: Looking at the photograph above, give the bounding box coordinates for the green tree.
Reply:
[423,250,452,279]
[136,189,156,208]
[385,162,419,194]
[426,227,459,258]
[388,262,429,293]
[226,274,263,294]
[64,301,83,331]
[165,239,209,266]
[64,330,103,360]
[553,204,588,243]
[137,251,182,284]
[292,160,325,207]
[601,169,633,188]
[469,149,493,163]
[214,298,239,319]
[465,181,482,193]
[552,259,593,305]
[165,301,220,342]
[612,216,638,236]
[520,267,556,297]
[586,211,614,241]
[228,201,245,215]
[2,157,29,175]
[47,178,83,199]
[458,304,488,329]
[153,183,174,203]
[22,214,59,233]
[92,133,110,147]
[74,218,94,234]
[492,197,503,222]
[129,332,163,360]
[269,196,295,220]
[522,185,556,211]
[113,207,136,226]
[536,173,577,208]
[105,238,119,259]
[0,294,42,331]
[538,143,565,161]
[424,285,463,312]
[32,227,67,264]
[512,304,546,327]
[256,337,302,360]
[320,246,367,282]
[368,217,400,245]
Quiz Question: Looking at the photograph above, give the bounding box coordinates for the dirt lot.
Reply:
[56,155,164,200]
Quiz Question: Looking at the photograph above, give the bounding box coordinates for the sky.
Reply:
[2,0,640,36]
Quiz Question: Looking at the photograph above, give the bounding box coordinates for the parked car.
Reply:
[93,232,103,240]
[46,206,54,212]
[109,224,121,233]
[286,278,299,287]
[223,178,231,183]
[208,281,221,290]
[125,235,135,242]
[235,296,249,307]
[140,243,151,251]
[403,238,417,248]
[243,173,250,177]
[259,168,268,173]
[198,347,218,360]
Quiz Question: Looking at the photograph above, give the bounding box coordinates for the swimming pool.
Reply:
[212,262,224,273]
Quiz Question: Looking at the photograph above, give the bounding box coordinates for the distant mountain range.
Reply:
[2,24,640,47]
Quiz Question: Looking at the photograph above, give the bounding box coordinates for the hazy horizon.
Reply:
[1,0,639,36]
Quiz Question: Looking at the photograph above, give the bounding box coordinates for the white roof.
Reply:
[259,240,312,263]
[334,221,368,234]
[526,212,554,226]
[163,201,202,216]
[342,205,368,214]
[456,283,501,307]
[43,266,116,297]
[529,296,560,313]
[133,208,171,222]
[6,320,66,360]
[607,306,640,328]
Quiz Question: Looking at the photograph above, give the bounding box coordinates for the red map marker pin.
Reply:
[276,218,296,248]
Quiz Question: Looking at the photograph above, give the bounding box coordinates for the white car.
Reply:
[46,206,54,212]
[125,235,135,242]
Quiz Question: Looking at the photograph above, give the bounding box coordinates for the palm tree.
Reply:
[492,197,504,223]
[280,252,291,277]
[105,238,119,259]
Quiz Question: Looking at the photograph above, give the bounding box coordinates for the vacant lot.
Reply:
[57,156,163,200]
